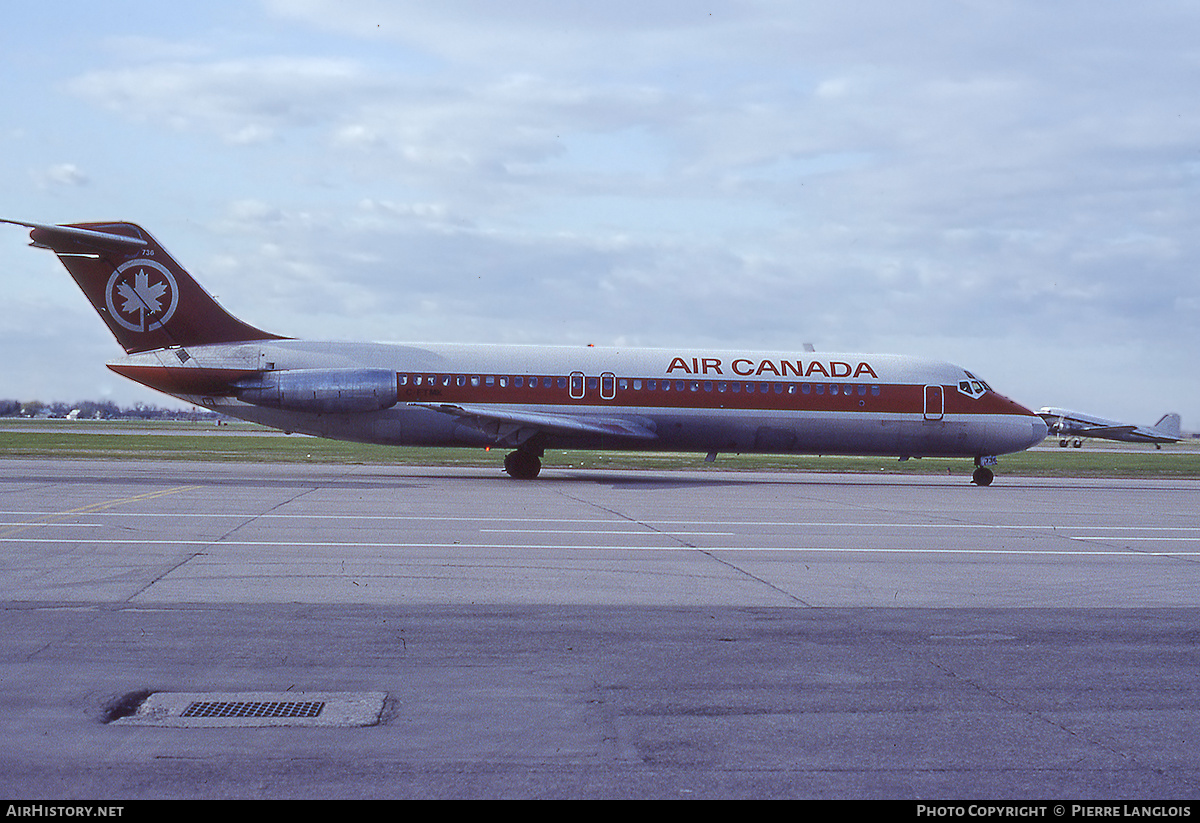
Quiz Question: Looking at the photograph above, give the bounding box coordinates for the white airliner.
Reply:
[3,219,1048,485]
[1037,407,1183,449]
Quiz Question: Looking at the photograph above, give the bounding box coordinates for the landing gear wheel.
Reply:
[504,450,542,480]
[972,466,994,486]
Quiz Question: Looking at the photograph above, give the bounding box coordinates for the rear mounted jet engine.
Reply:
[235,368,399,414]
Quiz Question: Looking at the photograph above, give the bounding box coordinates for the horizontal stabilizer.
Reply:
[0,219,148,255]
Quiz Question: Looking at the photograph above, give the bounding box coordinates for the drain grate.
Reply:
[108,691,386,727]
[181,700,325,719]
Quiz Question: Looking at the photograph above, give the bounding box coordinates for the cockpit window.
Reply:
[957,373,989,400]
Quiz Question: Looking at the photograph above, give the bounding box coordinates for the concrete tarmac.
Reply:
[2,458,1199,799]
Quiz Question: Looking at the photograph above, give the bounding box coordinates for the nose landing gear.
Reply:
[972,455,997,486]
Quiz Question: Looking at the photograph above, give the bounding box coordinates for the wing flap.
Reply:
[410,402,658,446]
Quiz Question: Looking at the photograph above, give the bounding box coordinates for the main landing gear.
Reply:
[504,448,542,480]
[971,455,997,486]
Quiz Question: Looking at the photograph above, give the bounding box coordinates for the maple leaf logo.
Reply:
[105,260,179,333]
[116,269,169,318]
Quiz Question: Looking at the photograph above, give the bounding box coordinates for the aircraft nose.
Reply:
[1028,416,1049,448]
[1012,400,1051,451]
[1010,399,1049,450]
[991,400,1048,454]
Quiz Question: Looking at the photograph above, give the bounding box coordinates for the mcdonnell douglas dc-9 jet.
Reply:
[3,219,1048,485]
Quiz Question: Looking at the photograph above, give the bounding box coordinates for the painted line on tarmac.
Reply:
[3,536,1200,555]
[2,511,1198,532]
[0,486,198,539]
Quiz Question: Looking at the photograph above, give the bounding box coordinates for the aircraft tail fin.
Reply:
[1153,413,1182,439]
[3,219,285,354]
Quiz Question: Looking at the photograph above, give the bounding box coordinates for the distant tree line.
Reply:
[0,399,220,421]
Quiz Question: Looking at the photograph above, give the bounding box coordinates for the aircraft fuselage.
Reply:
[110,339,1048,459]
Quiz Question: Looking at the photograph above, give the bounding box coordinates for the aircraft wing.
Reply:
[1069,424,1139,438]
[409,402,659,447]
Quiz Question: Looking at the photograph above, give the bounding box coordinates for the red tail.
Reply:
[5,220,285,353]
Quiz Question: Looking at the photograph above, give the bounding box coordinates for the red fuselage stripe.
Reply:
[111,364,1034,418]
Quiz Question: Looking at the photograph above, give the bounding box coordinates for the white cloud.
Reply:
[37,163,90,188]
[67,56,368,143]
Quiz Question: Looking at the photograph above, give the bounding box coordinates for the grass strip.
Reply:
[2,427,1199,477]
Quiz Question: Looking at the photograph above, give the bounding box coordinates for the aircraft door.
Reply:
[570,371,586,400]
[600,372,616,400]
[924,385,944,421]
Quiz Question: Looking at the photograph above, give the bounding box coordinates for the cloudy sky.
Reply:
[2,1,1197,427]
